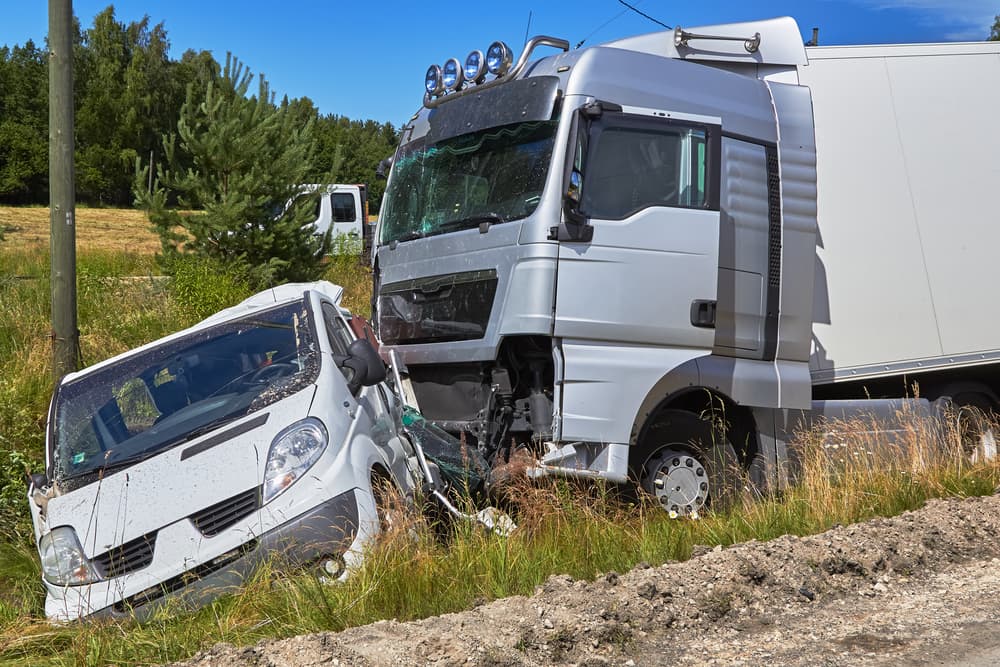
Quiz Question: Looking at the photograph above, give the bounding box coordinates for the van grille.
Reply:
[93,532,156,578]
[189,488,260,537]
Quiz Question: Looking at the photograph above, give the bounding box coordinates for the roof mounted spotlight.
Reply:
[486,41,513,76]
[424,35,569,109]
[424,64,444,96]
[442,58,464,91]
[464,50,486,84]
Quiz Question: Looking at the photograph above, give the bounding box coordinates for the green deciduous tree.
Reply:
[0,40,48,203]
[77,7,184,205]
[135,53,333,286]
[312,115,398,213]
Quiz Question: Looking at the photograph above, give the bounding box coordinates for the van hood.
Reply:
[43,391,313,559]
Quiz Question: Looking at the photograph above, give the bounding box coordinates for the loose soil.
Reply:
[173,491,1000,666]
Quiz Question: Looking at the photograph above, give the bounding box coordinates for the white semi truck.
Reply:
[372,18,1000,514]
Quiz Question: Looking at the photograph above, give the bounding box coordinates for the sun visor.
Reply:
[426,75,560,144]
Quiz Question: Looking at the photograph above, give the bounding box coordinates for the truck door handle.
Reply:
[690,300,717,328]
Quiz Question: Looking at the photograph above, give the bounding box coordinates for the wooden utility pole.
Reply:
[49,0,79,379]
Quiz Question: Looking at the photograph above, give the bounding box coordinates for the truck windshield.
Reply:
[379,120,558,245]
[51,300,319,484]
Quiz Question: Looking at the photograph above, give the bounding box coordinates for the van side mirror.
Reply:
[338,339,387,394]
[26,472,47,491]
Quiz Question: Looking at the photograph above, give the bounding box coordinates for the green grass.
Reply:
[3,221,1000,666]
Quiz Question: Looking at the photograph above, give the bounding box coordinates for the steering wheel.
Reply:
[248,362,296,384]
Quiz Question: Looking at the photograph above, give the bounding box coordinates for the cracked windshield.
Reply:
[52,300,318,484]
[379,120,558,244]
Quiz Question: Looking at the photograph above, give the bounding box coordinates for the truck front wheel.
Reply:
[636,410,739,517]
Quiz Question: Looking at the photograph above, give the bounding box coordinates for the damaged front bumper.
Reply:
[48,488,361,622]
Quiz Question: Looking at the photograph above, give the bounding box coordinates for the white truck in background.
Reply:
[296,183,372,256]
[371,18,1000,515]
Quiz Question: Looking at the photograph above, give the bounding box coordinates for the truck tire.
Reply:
[636,410,740,516]
[951,393,997,463]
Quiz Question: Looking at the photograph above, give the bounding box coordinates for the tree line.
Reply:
[0,6,398,210]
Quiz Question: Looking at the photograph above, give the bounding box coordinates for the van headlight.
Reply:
[39,527,101,586]
[263,418,328,503]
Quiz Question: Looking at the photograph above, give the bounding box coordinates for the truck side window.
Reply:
[331,193,357,223]
[581,121,708,219]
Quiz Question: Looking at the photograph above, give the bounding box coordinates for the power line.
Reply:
[616,0,671,30]
[575,1,672,49]
[575,2,633,48]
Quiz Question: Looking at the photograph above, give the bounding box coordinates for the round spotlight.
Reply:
[442,58,464,91]
[464,50,486,83]
[424,64,443,96]
[486,41,513,77]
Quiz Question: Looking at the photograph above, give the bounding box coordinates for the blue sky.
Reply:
[1,1,996,127]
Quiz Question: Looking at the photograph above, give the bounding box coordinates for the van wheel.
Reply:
[370,471,405,536]
[636,410,739,517]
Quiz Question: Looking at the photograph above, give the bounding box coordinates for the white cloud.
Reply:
[848,0,996,38]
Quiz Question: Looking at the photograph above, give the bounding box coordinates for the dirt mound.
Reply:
[173,492,1000,666]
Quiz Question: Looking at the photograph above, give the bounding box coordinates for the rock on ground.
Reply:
[172,492,1000,667]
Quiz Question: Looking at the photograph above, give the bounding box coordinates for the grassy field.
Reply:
[0,206,162,256]
[2,206,1000,666]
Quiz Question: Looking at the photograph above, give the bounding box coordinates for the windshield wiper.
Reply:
[437,213,505,233]
[67,414,244,482]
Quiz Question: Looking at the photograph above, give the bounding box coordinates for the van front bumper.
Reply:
[71,488,361,621]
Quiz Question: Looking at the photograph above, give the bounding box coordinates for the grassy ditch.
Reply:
[1,207,999,665]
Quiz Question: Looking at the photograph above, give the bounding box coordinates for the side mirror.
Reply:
[339,338,387,394]
[26,472,47,492]
[375,156,393,180]
[551,168,593,242]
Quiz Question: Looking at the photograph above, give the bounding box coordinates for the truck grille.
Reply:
[93,532,156,578]
[189,487,260,537]
[378,269,498,345]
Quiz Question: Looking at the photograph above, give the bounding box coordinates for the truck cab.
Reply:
[373,18,819,513]
[297,183,369,253]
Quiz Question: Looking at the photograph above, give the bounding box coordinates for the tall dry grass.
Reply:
[4,406,996,666]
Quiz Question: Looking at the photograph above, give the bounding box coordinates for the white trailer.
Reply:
[802,43,1000,409]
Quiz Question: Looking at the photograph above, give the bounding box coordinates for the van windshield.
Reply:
[51,300,319,484]
[378,120,558,245]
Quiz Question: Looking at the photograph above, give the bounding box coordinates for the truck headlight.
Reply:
[263,418,328,503]
[39,526,100,586]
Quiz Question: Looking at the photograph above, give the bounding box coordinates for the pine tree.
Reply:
[990,14,1000,41]
[135,53,333,286]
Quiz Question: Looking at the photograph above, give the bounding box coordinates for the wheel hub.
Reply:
[646,448,709,518]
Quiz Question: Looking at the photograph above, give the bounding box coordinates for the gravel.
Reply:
[172,491,1000,667]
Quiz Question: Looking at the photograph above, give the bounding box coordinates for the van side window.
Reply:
[321,302,354,355]
[581,120,709,220]
[331,193,357,223]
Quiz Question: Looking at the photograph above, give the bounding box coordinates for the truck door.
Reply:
[554,109,722,352]
[552,108,722,443]
[330,187,363,244]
